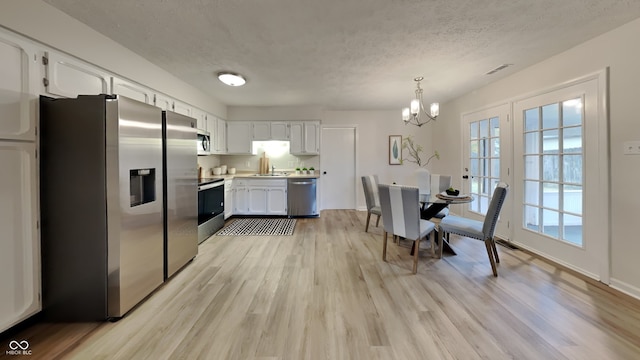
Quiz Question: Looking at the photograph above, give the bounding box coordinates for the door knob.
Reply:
[462,175,469,179]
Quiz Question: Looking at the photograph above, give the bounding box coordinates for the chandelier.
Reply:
[402,76,439,127]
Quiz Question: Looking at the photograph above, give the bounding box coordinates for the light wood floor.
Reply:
[3,210,640,359]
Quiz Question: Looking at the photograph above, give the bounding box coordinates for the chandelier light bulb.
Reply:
[410,99,420,115]
[430,102,439,117]
[402,107,410,121]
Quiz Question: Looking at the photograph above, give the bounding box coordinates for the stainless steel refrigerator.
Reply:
[40,94,165,320]
[162,111,198,279]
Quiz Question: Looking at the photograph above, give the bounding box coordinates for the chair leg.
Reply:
[484,239,498,277]
[382,231,388,261]
[437,229,444,259]
[491,237,500,263]
[429,232,435,256]
[413,238,420,274]
[375,214,381,227]
[365,212,372,232]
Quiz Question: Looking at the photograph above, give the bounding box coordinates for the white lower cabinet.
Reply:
[0,141,40,333]
[266,186,287,215]
[232,179,287,215]
[224,179,233,219]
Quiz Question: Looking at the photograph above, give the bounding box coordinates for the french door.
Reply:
[462,104,512,239]
[512,72,609,281]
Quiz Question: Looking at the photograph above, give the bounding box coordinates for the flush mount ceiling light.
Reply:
[217,72,246,86]
[402,76,439,127]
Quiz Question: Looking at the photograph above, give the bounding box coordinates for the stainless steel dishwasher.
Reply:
[287,178,319,217]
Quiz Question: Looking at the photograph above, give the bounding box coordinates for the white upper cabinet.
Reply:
[252,121,289,140]
[111,77,152,104]
[192,108,207,131]
[213,117,226,154]
[252,122,271,140]
[0,142,41,333]
[271,122,289,140]
[173,100,192,117]
[0,31,38,141]
[226,121,252,154]
[42,51,110,98]
[153,93,174,111]
[290,121,320,155]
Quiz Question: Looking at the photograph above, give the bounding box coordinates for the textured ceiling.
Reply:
[43,0,640,110]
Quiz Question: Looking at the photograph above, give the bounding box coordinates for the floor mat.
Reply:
[215,218,296,236]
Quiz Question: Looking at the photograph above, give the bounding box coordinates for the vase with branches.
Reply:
[402,135,440,167]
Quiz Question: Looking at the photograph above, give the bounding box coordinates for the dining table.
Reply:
[413,192,474,256]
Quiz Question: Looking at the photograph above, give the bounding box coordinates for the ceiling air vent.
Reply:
[485,64,512,75]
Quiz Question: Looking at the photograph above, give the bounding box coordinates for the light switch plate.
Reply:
[623,141,640,155]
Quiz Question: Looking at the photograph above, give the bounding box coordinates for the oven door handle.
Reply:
[198,181,224,191]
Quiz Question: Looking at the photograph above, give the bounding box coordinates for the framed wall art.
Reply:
[389,135,402,165]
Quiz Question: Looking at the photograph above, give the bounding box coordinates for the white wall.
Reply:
[435,17,640,297]
[0,0,226,117]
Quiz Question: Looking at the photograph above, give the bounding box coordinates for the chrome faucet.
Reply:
[272,165,275,175]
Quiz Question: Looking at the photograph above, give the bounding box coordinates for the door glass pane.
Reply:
[479,139,487,158]
[524,205,539,231]
[491,159,500,177]
[542,104,559,129]
[470,122,479,139]
[524,181,540,206]
[479,119,489,138]
[563,213,582,245]
[470,159,479,176]
[470,140,479,157]
[525,108,539,131]
[490,117,500,136]
[491,138,500,156]
[542,130,559,152]
[542,209,560,237]
[542,155,559,181]
[563,155,582,184]
[524,132,540,154]
[471,177,479,194]
[562,98,582,127]
[543,183,559,210]
[524,156,539,180]
[563,126,582,152]
[564,185,582,215]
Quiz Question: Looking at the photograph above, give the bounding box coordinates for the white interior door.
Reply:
[512,72,609,281]
[461,104,512,239]
[320,126,356,209]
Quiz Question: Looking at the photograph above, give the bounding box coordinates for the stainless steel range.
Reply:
[198,177,225,243]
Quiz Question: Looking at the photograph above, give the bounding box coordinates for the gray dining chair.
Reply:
[437,182,509,276]
[415,169,452,220]
[361,175,382,232]
[378,184,437,274]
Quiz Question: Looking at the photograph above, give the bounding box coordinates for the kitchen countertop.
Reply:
[230,172,320,179]
[199,172,320,181]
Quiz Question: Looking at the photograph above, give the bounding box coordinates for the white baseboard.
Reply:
[610,278,640,301]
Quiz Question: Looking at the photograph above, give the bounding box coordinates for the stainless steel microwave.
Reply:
[197,130,211,156]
